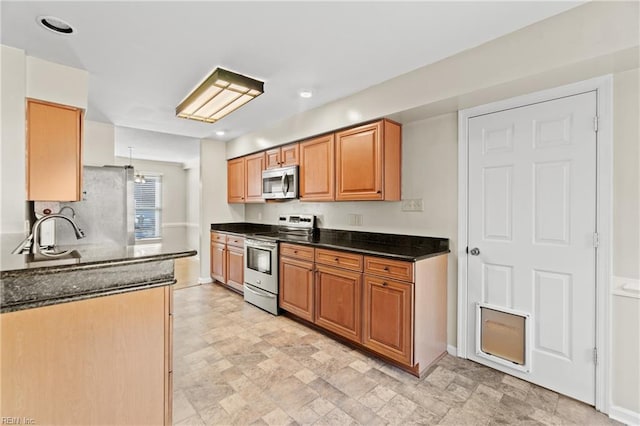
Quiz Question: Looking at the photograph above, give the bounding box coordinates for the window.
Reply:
[134,174,162,240]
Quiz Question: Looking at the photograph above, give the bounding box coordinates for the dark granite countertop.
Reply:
[1,233,197,313]
[211,223,449,261]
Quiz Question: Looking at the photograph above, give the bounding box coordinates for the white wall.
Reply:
[84,120,115,167]
[114,156,188,245]
[0,45,27,234]
[199,138,244,280]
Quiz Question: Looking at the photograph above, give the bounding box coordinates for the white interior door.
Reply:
[466,91,597,404]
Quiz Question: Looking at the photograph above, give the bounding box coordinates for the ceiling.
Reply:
[1,1,582,163]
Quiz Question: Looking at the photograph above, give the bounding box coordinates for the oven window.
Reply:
[247,246,272,274]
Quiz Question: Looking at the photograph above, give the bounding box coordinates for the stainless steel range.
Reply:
[243,214,316,315]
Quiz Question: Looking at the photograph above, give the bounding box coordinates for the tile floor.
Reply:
[172,284,617,425]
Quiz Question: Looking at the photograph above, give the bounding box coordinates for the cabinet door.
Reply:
[210,242,226,283]
[265,148,281,169]
[363,275,413,365]
[245,152,265,203]
[227,157,245,203]
[279,256,314,322]
[299,134,335,201]
[27,99,83,201]
[226,246,244,293]
[314,264,362,343]
[280,143,299,167]
[335,121,383,201]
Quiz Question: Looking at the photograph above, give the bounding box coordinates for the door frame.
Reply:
[457,75,613,412]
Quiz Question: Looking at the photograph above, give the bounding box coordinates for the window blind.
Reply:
[134,175,162,239]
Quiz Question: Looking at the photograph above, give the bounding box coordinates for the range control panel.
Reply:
[278,214,316,229]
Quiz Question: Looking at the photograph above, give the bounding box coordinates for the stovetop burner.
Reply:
[247,214,316,242]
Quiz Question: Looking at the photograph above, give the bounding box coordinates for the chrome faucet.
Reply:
[12,213,85,256]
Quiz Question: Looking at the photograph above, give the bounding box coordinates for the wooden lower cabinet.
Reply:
[363,275,413,365]
[226,246,244,292]
[279,256,314,322]
[1,286,172,425]
[314,264,362,343]
[210,241,226,283]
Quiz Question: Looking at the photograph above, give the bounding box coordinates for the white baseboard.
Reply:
[198,277,213,284]
[447,344,458,357]
[609,405,640,425]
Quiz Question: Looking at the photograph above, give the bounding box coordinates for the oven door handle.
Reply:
[245,285,276,299]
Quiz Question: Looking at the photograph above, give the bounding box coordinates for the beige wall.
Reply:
[0,45,27,234]
[25,56,88,109]
[613,68,640,279]
[114,156,188,245]
[199,139,244,280]
[84,120,115,167]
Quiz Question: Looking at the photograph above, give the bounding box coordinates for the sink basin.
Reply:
[26,249,82,262]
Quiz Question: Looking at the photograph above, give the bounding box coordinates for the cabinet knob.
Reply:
[376,190,381,194]
[334,257,339,262]
[382,282,388,287]
[294,250,298,254]
[383,266,389,271]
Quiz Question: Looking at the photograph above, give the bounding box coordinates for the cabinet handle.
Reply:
[294,250,298,254]
[376,190,381,194]
[382,282,388,286]
[383,266,389,271]
[334,257,339,262]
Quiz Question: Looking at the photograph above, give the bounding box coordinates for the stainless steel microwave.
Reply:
[262,165,298,199]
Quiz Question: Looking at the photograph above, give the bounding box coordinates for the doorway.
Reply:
[457,76,612,410]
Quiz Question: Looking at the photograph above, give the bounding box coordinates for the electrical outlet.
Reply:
[348,214,363,226]
[401,199,424,212]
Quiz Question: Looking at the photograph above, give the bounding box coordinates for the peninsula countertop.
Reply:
[1,234,197,313]
[210,223,449,261]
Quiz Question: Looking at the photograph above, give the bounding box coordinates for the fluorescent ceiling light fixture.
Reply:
[176,67,264,124]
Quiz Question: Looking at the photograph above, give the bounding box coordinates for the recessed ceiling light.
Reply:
[299,90,313,99]
[216,130,225,136]
[37,16,75,35]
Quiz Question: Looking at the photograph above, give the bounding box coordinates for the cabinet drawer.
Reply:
[211,232,226,244]
[315,248,363,272]
[364,256,414,282]
[280,243,314,260]
[226,235,245,248]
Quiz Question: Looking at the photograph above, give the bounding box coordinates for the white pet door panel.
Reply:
[476,303,530,373]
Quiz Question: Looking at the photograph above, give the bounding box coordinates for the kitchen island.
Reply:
[0,235,196,425]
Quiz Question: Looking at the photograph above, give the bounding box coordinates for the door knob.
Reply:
[469,248,480,256]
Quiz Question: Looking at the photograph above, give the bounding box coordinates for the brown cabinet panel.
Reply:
[226,235,245,248]
[1,287,169,425]
[226,246,244,293]
[279,256,314,321]
[210,242,226,283]
[314,264,362,343]
[364,256,414,282]
[335,121,383,201]
[245,152,265,203]
[335,119,401,201]
[299,134,335,201]
[363,275,413,365]
[280,243,314,261]
[227,157,245,203]
[315,248,363,272]
[27,99,83,201]
[266,143,299,169]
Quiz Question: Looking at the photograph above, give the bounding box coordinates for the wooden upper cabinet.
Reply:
[227,157,245,203]
[299,134,335,201]
[27,99,83,201]
[335,119,401,201]
[265,143,299,169]
[244,152,265,203]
